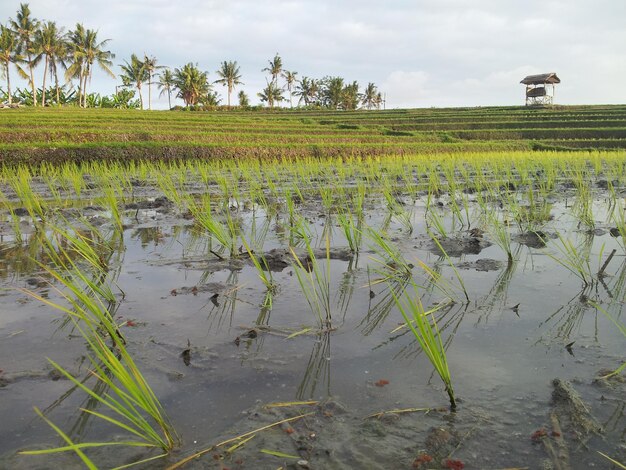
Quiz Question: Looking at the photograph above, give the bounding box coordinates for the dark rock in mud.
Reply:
[514,231,554,249]
[426,234,491,257]
[124,196,172,210]
[11,207,28,216]
[83,205,104,212]
[263,247,355,272]
[174,282,228,296]
[263,248,292,271]
[457,258,503,272]
[25,277,48,288]
[596,179,619,189]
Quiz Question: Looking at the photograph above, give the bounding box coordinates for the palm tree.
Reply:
[257,80,283,109]
[262,53,282,85]
[322,76,344,109]
[341,81,360,110]
[281,70,297,108]
[65,23,86,105]
[362,82,382,110]
[237,90,249,107]
[65,25,114,107]
[294,76,320,107]
[80,29,114,107]
[34,21,66,106]
[202,90,221,107]
[157,68,175,109]
[142,54,162,110]
[119,54,147,109]
[0,25,23,105]
[173,63,210,107]
[10,3,40,106]
[214,60,242,107]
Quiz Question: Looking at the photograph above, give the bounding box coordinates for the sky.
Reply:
[1,0,625,109]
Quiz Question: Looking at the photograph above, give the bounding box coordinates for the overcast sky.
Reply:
[1,0,624,109]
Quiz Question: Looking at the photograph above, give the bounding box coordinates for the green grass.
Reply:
[0,105,625,163]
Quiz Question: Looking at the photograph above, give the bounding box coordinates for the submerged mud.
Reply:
[0,176,625,469]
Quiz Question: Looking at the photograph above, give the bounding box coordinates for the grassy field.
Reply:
[1,104,625,163]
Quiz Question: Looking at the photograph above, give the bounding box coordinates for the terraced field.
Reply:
[1,104,626,162]
[1,105,626,469]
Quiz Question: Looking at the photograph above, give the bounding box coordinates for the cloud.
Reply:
[1,0,623,108]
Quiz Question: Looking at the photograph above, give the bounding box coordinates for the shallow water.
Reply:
[0,182,625,469]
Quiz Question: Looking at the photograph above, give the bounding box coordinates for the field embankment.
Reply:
[1,104,625,162]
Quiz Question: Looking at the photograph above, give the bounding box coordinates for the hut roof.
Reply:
[520,73,561,85]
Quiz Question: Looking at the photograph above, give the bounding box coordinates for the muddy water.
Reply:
[0,193,625,469]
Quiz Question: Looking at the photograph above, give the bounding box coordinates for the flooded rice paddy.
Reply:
[0,153,625,469]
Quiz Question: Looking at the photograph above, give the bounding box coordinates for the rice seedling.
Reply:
[189,193,239,258]
[391,281,456,410]
[485,207,515,265]
[290,216,332,327]
[240,233,277,309]
[20,224,179,466]
[546,234,594,287]
[9,167,47,225]
[336,210,363,254]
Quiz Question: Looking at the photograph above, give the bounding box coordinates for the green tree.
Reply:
[201,90,221,107]
[10,3,40,106]
[214,60,242,107]
[158,68,175,109]
[119,54,148,109]
[294,76,320,107]
[362,82,381,110]
[65,24,86,105]
[321,76,344,109]
[34,21,66,106]
[65,25,114,107]
[0,25,24,105]
[142,54,162,110]
[281,69,297,108]
[237,90,249,107]
[173,62,210,107]
[262,53,282,85]
[257,80,283,109]
[341,80,360,110]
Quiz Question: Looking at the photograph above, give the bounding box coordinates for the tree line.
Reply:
[1,3,385,110]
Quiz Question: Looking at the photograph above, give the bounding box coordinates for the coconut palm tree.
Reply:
[173,63,210,107]
[257,80,283,109]
[361,82,380,110]
[0,25,24,105]
[262,53,282,85]
[119,54,147,109]
[158,68,174,109]
[80,29,114,107]
[142,54,163,110]
[65,25,114,107]
[214,60,242,107]
[10,3,40,106]
[65,23,86,105]
[34,21,66,106]
[237,90,249,107]
[294,76,320,107]
[281,70,297,108]
[341,80,360,110]
[321,76,344,109]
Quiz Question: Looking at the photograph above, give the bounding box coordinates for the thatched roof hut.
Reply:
[520,73,561,85]
[520,73,560,105]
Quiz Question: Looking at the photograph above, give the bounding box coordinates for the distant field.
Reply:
[1,104,626,162]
